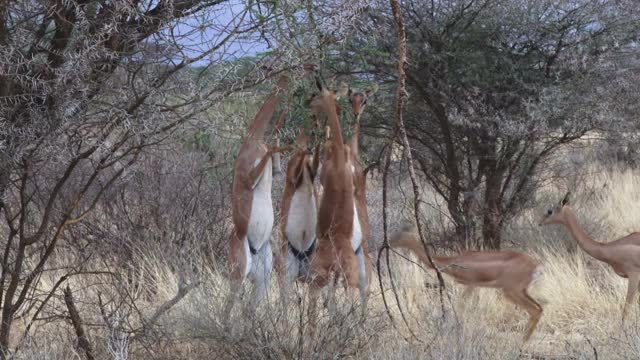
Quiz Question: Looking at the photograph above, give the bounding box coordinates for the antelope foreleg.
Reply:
[246,151,273,189]
[458,286,476,314]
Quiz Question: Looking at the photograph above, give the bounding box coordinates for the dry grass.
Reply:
[9,162,640,359]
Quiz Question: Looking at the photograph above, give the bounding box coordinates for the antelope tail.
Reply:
[388,230,436,270]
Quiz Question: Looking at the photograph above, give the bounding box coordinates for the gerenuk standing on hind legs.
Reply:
[222,74,293,324]
[305,78,370,335]
[277,127,320,309]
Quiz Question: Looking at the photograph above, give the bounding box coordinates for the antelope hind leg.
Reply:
[356,248,369,318]
[622,273,640,322]
[504,289,542,343]
[251,241,273,307]
[522,292,543,342]
[278,248,300,311]
[307,273,329,340]
[504,289,542,342]
[223,234,250,326]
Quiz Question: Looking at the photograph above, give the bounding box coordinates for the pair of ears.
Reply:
[345,83,379,98]
[315,78,379,98]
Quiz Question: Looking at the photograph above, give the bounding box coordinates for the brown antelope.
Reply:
[346,85,377,120]
[540,192,640,321]
[306,80,366,329]
[343,85,378,298]
[388,226,544,342]
[279,86,377,291]
[225,75,291,318]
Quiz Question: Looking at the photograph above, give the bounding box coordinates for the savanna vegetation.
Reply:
[1,0,640,358]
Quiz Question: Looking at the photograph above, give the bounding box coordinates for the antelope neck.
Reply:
[562,209,607,262]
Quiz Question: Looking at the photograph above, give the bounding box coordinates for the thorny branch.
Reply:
[378,0,448,339]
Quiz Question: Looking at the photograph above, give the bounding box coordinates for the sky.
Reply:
[159,0,273,66]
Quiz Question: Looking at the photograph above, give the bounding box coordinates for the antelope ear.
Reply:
[365,84,379,96]
[303,63,317,74]
[295,127,308,146]
[561,191,571,206]
[336,82,349,98]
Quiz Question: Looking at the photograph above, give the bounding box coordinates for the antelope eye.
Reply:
[547,209,553,215]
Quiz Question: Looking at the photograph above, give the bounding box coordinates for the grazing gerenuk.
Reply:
[540,192,640,321]
[388,226,544,342]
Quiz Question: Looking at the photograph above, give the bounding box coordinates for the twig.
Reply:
[63,286,95,360]
[377,245,420,342]
[585,335,598,360]
[139,281,199,336]
[379,126,419,341]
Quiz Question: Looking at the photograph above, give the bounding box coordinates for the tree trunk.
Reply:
[0,241,28,357]
[482,169,504,249]
[0,304,12,358]
[461,193,479,248]
[0,157,9,215]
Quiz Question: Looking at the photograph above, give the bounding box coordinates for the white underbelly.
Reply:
[243,239,252,277]
[352,204,362,251]
[285,187,317,251]
[247,157,274,250]
[248,190,274,251]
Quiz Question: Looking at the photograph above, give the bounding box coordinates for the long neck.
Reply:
[349,122,360,158]
[390,232,438,269]
[562,209,607,261]
[247,78,288,141]
[324,100,344,148]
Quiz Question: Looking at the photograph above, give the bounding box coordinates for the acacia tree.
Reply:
[0,0,305,355]
[346,0,640,248]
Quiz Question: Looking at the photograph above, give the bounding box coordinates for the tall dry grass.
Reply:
[9,160,640,359]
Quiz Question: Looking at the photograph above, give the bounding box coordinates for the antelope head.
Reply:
[347,84,378,119]
[539,192,571,226]
[308,78,347,122]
